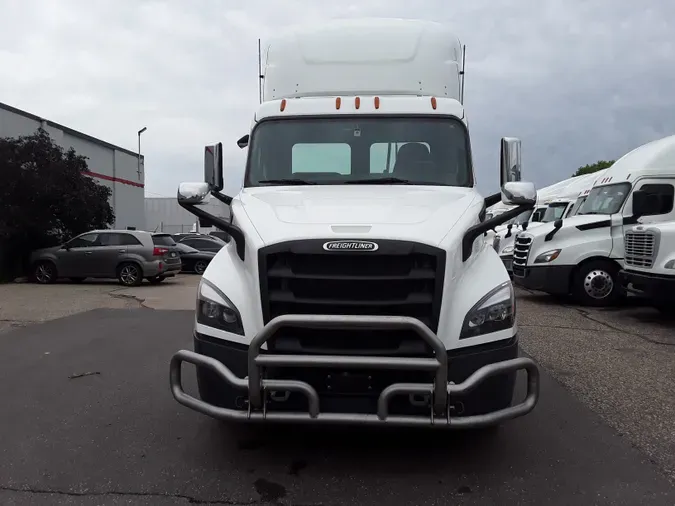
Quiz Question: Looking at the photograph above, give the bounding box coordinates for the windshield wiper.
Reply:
[346,177,413,185]
[258,179,316,185]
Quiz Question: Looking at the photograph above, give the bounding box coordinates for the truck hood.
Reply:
[237,185,479,246]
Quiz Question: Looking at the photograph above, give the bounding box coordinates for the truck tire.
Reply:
[572,259,621,307]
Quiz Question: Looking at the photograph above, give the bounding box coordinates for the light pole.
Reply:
[137,126,147,179]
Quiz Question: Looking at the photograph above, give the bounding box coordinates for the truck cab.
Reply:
[618,222,675,315]
[168,18,540,429]
[493,170,608,274]
[512,135,675,306]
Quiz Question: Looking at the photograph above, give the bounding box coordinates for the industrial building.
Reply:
[0,101,145,230]
[145,197,230,234]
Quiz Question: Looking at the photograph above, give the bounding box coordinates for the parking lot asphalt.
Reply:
[1,298,674,505]
[0,275,200,334]
[516,287,675,482]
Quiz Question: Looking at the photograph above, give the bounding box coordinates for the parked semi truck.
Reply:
[618,220,675,315]
[494,170,609,273]
[169,18,540,429]
[513,134,675,306]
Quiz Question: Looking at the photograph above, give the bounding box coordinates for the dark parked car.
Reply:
[178,235,225,253]
[175,243,215,274]
[29,230,182,286]
[208,230,231,242]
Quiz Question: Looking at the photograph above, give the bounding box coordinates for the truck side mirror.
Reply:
[178,182,211,205]
[501,181,537,206]
[500,137,522,187]
[204,143,224,191]
[237,135,249,149]
[632,190,661,218]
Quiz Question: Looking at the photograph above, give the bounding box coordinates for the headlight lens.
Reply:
[665,259,675,269]
[460,282,515,339]
[501,245,514,255]
[534,249,561,263]
[196,279,244,335]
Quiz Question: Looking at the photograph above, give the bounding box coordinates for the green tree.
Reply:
[572,160,615,177]
[0,128,114,281]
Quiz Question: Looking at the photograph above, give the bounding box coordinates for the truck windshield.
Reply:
[530,206,546,222]
[578,182,631,216]
[541,202,569,222]
[245,117,472,187]
[567,196,586,217]
[514,209,533,225]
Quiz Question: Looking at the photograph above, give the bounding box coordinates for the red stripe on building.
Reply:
[85,171,144,188]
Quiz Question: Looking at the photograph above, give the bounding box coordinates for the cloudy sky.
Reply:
[1,0,674,198]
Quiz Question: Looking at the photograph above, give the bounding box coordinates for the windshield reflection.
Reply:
[578,183,631,215]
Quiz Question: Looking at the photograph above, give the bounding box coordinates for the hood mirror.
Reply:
[177,182,211,205]
[501,181,536,206]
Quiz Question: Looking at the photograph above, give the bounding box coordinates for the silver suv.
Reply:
[30,230,182,286]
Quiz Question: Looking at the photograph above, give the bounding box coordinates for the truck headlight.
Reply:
[501,245,514,255]
[460,282,515,339]
[534,249,561,263]
[665,259,675,269]
[197,279,244,335]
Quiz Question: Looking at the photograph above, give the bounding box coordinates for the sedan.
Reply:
[176,243,215,274]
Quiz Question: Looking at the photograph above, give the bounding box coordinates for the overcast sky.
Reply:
[1,0,674,198]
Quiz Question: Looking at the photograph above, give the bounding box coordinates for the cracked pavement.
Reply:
[0,283,674,504]
[516,287,675,482]
[0,275,200,334]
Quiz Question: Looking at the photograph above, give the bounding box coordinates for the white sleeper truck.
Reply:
[618,221,675,315]
[493,173,604,274]
[513,134,675,306]
[169,18,540,429]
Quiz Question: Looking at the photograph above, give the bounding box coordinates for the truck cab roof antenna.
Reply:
[460,45,466,104]
[258,38,264,104]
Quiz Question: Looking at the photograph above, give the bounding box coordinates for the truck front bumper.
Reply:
[512,265,574,295]
[170,315,540,429]
[618,269,675,301]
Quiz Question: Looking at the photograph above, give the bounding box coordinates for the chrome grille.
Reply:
[624,230,657,268]
[512,234,532,276]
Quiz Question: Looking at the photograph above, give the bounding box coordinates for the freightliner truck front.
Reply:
[169,18,540,430]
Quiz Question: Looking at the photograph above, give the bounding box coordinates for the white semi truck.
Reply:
[618,220,675,315]
[493,172,606,273]
[169,18,540,429]
[513,134,675,306]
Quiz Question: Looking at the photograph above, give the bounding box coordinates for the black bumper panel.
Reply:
[513,265,574,295]
[194,331,519,385]
[618,269,675,302]
[191,331,521,418]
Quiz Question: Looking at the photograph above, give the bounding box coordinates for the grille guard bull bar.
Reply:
[170,315,540,428]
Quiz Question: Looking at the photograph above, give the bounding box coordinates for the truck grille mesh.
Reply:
[512,234,532,276]
[624,230,657,268]
[258,240,445,355]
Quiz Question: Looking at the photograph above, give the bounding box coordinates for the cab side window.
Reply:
[638,183,674,216]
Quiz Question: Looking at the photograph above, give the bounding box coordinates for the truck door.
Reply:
[614,180,675,258]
